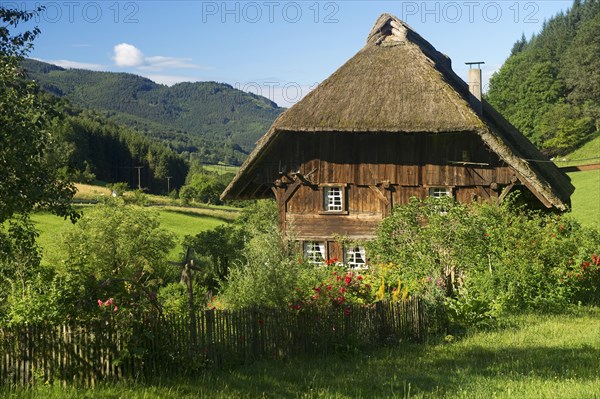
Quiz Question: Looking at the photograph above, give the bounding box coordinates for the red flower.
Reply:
[258,319,264,325]
[339,287,346,293]
[345,275,352,286]
[344,307,351,317]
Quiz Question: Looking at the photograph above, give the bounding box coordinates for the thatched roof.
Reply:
[222,13,573,210]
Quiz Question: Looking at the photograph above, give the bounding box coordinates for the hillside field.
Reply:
[556,134,600,167]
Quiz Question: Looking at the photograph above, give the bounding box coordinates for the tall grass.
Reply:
[4,308,599,398]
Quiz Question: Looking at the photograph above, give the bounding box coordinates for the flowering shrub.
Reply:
[566,254,600,305]
[303,267,373,309]
[367,195,600,315]
[97,298,118,312]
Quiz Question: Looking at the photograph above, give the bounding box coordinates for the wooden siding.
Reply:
[266,131,521,241]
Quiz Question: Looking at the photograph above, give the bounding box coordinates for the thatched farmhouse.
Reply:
[222,14,573,266]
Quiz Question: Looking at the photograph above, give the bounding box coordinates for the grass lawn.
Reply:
[568,170,600,229]
[157,209,227,260]
[5,308,600,398]
[31,206,230,263]
[202,164,239,175]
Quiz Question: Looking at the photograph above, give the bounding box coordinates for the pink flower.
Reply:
[113,306,118,312]
[97,299,103,307]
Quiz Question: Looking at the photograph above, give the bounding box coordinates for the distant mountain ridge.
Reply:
[23,59,285,165]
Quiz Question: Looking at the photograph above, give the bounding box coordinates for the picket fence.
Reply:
[0,299,429,386]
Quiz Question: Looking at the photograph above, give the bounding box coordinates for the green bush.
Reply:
[60,200,177,319]
[367,196,600,317]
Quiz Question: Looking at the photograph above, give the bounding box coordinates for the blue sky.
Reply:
[8,0,572,107]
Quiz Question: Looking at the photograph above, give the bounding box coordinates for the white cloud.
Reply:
[112,43,211,72]
[113,43,145,67]
[35,58,106,71]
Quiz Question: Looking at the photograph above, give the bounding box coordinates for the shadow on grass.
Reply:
[158,341,600,398]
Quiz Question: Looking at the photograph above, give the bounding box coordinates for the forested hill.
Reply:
[486,0,600,157]
[23,59,285,165]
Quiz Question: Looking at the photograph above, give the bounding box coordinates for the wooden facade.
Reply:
[265,131,526,260]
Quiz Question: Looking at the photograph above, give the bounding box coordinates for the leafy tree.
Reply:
[561,13,600,129]
[510,33,528,56]
[538,103,595,155]
[0,6,78,324]
[179,170,228,205]
[0,6,77,224]
[184,225,245,292]
[60,201,176,317]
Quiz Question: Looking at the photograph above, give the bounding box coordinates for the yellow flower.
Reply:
[376,278,386,301]
[401,285,409,300]
[393,278,401,302]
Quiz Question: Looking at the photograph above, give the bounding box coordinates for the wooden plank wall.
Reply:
[273,131,516,242]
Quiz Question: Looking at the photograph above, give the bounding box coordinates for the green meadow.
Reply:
[567,169,600,229]
[4,308,599,398]
[31,205,232,264]
[555,134,600,167]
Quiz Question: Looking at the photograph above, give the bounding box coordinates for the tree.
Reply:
[179,171,227,205]
[1,6,78,323]
[538,103,595,155]
[561,13,600,129]
[61,201,176,317]
[1,6,77,224]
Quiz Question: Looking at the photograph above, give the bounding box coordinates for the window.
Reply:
[323,187,343,212]
[344,246,366,269]
[304,241,325,264]
[429,187,452,199]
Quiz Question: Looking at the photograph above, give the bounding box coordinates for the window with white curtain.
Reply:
[344,246,367,269]
[304,241,326,264]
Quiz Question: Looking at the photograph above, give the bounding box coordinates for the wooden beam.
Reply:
[369,185,390,206]
[476,186,492,201]
[498,181,516,202]
[282,178,303,205]
[369,185,391,217]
